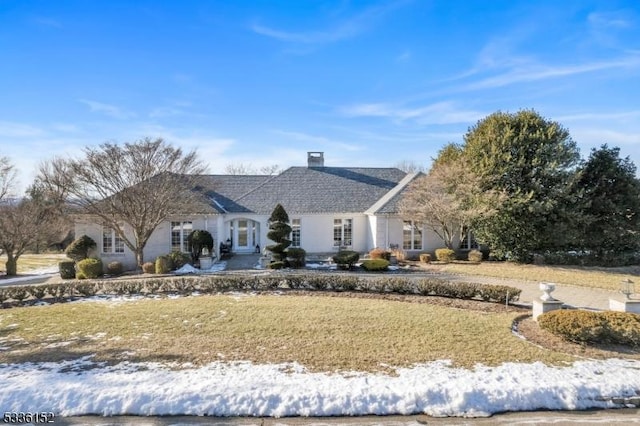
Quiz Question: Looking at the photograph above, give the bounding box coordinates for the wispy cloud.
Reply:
[79,99,135,119]
[339,101,484,125]
[250,1,407,45]
[464,56,640,90]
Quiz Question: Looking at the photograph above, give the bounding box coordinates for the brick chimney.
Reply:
[307,152,324,167]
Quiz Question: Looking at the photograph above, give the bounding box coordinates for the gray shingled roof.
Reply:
[374,172,425,214]
[232,166,408,214]
[192,175,272,213]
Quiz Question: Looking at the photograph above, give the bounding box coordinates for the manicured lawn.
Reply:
[0,253,66,274]
[435,261,639,291]
[0,293,573,371]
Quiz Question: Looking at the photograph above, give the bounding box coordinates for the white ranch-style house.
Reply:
[76,152,470,270]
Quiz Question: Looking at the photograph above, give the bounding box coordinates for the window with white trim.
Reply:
[459,228,479,250]
[333,218,352,247]
[403,220,423,250]
[102,226,125,253]
[171,221,193,252]
[291,219,301,247]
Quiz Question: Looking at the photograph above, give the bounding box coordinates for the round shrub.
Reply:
[369,248,391,260]
[361,259,390,271]
[468,249,483,262]
[435,248,456,262]
[106,261,123,276]
[58,260,76,280]
[419,253,431,263]
[65,235,97,262]
[155,255,172,274]
[168,251,190,270]
[267,261,285,270]
[538,309,640,347]
[332,250,360,270]
[286,248,306,268]
[142,262,155,274]
[76,258,103,279]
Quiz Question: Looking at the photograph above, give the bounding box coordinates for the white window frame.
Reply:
[403,220,423,250]
[291,218,301,248]
[333,218,353,247]
[459,228,479,250]
[171,221,193,252]
[102,226,125,254]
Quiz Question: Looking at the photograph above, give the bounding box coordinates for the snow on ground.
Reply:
[1,357,639,418]
[0,266,58,285]
[173,262,227,275]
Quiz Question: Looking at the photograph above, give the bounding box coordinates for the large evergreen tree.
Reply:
[462,110,581,261]
[572,144,640,255]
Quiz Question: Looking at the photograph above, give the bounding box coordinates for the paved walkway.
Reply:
[434,272,621,310]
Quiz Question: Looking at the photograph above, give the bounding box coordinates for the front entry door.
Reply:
[231,219,259,253]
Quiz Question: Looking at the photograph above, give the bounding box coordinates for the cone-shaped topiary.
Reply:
[266,204,292,263]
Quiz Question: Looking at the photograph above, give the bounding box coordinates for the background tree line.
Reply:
[401,109,640,264]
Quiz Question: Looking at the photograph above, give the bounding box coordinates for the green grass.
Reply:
[435,261,639,292]
[0,253,66,274]
[0,294,573,371]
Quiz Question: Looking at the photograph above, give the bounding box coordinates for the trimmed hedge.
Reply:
[538,309,640,347]
[106,261,123,276]
[286,248,306,268]
[332,250,360,270]
[76,258,103,279]
[142,262,155,274]
[419,253,431,263]
[0,273,521,308]
[468,249,483,262]
[361,259,390,271]
[58,260,76,280]
[435,248,456,262]
[369,248,391,260]
[155,255,172,274]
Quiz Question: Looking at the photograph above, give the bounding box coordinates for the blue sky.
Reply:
[1,0,639,192]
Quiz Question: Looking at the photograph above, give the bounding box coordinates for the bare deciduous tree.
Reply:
[0,156,17,201]
[0,171,55,275]
[399,160,502,249]
[393,160,427,173]
[38,138,207,267]
[224,163,281,175]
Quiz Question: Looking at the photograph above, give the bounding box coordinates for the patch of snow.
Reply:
[1,358,640,417]
[173,264,199,274]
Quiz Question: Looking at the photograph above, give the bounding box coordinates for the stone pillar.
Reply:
[609,298,640,314]
[532,282,563,321]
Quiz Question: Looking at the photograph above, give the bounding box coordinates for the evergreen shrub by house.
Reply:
[142,262,155,274]
[65,235,97,262]
[332,250,360,270]
[168,251,190,270]
[538,310,640,347]
[267,261,285,270]
[58,260,76,279]
[369,248,391,260]
[435,248,456,262]
[286,248,306,268]
[76,258,103,279]
[155,255,172,274]
[266,204,292,264]
[468,249,483,262]
[106,261,123,275]
[419,253,431,263]
[361,259,390,271]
